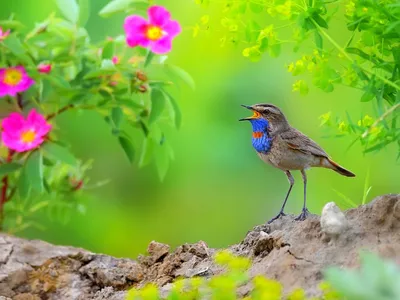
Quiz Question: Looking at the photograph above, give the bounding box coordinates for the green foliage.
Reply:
[325,252,400,300]
[0,1,191,231]
[195,0,400,158]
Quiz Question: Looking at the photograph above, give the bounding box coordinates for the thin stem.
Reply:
[16,93,23,110]
[46,104,74,120]
[362,103,400,138]
[46,104,98,120]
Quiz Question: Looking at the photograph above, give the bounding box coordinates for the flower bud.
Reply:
[136,70,148,82]
[37,63,52,74]
[138,85,148,93]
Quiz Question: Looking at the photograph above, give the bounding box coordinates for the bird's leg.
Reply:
[267,170,294,224]
[295,169,310,221]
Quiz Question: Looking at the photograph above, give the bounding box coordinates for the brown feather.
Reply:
[282,128,329,158]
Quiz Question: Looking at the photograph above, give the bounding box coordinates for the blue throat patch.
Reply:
[249,118,272,153]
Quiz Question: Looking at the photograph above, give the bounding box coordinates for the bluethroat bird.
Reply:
[240,104,355,223]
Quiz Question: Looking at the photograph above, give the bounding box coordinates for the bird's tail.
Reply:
[324,158,356,177]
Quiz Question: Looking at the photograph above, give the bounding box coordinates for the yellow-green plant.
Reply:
[194,0,400,157]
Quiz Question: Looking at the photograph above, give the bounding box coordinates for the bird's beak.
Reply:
[239,104,260,121]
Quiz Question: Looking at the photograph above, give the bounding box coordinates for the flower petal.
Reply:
[124,15,151,48]
[163,20,181,38]
[126,34,150,48]
[124,15,148,33]
[27,109,52,136]
[150,37,172,54]
[148,6,171,26]
[2,112,25,132]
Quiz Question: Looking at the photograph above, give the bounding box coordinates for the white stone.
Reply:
[320,202,348,238]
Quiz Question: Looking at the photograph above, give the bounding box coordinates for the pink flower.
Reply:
[112,56,120,65]
[124,5,181,55]
[0,66,35,97]
[0,27,10,41]
[1,109,52,152]
[37,63,52,74]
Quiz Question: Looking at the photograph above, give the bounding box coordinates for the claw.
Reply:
[295,208,310,221]
[267,211,286,224]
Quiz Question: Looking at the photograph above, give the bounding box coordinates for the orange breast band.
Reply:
[252,131,263,138]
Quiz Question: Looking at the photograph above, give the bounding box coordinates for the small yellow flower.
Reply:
[192,24,200,37]
[358,115,374,127]
[287,62,295,73]
[307,61,316,72]
[200,15,209,25]
[319,112,332,126]
[338,121,349,133]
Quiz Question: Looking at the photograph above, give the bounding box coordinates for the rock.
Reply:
[147,241,170,263]
[253,231,274,257]
[0,194,399,299]
[320,202,348,239]
[80,255,144,288]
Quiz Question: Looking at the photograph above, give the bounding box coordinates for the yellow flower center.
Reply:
[4,69,23,86]
[21,129,36,144]
[146,25,164,41]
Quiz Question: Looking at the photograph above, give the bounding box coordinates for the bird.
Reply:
[239,103,355,223]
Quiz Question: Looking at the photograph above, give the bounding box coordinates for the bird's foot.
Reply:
[267,211,286,224]
[295,208,310,221]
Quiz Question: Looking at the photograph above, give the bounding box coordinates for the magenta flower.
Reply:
[112,56,120,65]
[1,109,52,152]
[0,66,35,97]
[124,5,181,55]
[0,27,10,42]
[37,63,52,74]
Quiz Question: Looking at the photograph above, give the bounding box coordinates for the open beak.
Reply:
[239,104,260,121]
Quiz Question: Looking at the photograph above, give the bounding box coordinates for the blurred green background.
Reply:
[1,0,398,258]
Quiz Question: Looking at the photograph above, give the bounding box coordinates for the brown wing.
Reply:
[280,128,329,158]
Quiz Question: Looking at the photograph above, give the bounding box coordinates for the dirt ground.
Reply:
[0,194,399,300]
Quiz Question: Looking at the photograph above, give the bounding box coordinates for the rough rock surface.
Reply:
[0,194,399,299]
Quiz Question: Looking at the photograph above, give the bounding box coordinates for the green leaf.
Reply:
[111,107,124,128]
[0,163,22,177]
[3,35,24,55]
[312,14,329,29]
[346,48,393,73]
[249,2,263,13]
[164,91,182,129]
[78,0,90,27]
[164,64,195,90]
[361,91,375,102]
[17,168,30,200]
[144,50,155,68]
[25,151,44,193]
[3,35,33,65]
[139,138,154,168]
[118,135,135,163]
[155,144,170,181]
[42,142,77,166]
[149,88,166,124]
[245,21,260,43]
[54,0,79,24]
[102,41,115,60]
[99,0,147,17]
[315,31,323,53]
[269,44,281,58]
[0,20,24,30]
